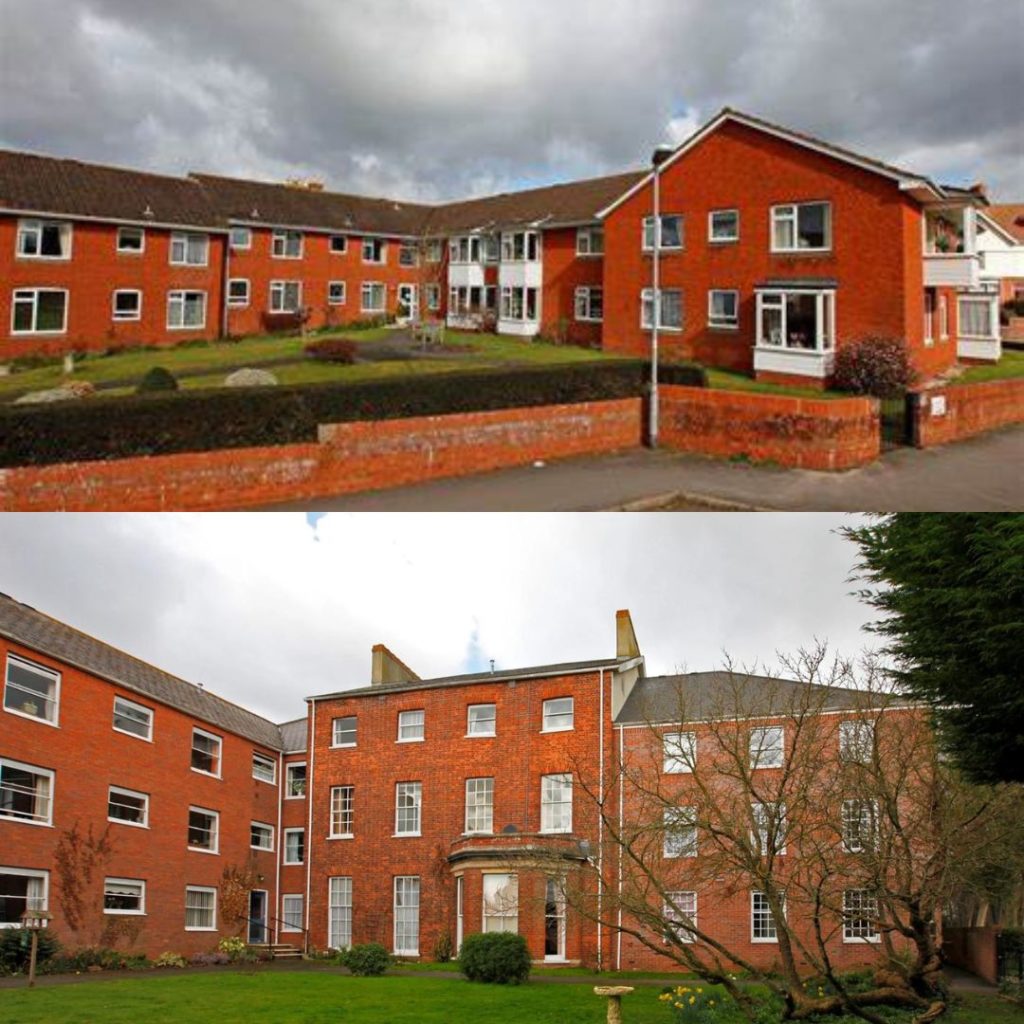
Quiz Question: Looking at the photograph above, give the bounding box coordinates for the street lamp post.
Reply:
[20,909,52,988]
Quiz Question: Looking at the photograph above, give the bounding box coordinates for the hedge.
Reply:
[0,360,705,468]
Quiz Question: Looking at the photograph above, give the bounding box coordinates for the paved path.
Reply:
[260,425,1024,512]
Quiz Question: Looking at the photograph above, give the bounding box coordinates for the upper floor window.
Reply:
[190,728,222,777]
[642,215,683,251]
[663,807,697,858]
[482,234,500,263]
[839,721,875,764]
[329,234,348,254]
[227,279,250,308]
[11,289,68,335]
[641,288,683,331]
[574,286,604,323]
[749,726,784,769]
[0,868,48,926]
[843,889,880,943]
[229,226,252,250]
[708,209,739,243]
[116,226,145,253]
[450,236,480,264]
[112,695,152,740]
[399,244,418,267]
[187,806,219,853]
[752,801,787,856]
[271,230,303,259]
[542,697,574,733]
[663,731,696,774]
[108,786,149,828]
[286,762,307,798]
[330,785,354,837]
[465,777,494,834]
[328,281,346,306]
[576,226,604,256]
[16,219,72,259]
[425,238,443,263]
[103,878,145,915]
[0,759,53,825]
[467,703,496,737]
[284,828,305,865]
[395,781,422,836]
[501,231,540,263]
[332,716,356,747]
[250,821,274,851]
[169,232,209,266]
[398,709,425,742]
[4,654,60,725]
[842,798,878,853]
[708,289,739,329]
[540,773,573,833]
[252,752,276,784]
[770,202,831,252]
[362,237,386,264]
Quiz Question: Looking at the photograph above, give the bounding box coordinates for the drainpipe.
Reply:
[597,668,605,971]
[304,699,315,945]
[616,725,624,970]
[275,748,283,946]
[650,162,662,448]
[220,230,231,340]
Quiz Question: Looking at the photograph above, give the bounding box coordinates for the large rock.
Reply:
[14,381,95,404]
[224,368,279,388]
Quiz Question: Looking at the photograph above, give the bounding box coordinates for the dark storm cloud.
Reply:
[0,0,1020,200]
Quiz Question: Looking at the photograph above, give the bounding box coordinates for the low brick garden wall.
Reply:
[0,398,643,511]
[658,385,880,470]
[912,378,1024,448]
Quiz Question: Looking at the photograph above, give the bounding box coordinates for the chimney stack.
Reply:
[651,145,675,169]
[370,644,421,686]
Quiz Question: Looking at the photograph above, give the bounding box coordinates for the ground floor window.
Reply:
[361,282,386,313]
[544,878,566,958]
[751,891,782,942]
[756,289,834,351]
[574,286,603,322]
[185,885,216,931]
[663,890,696,944]
[11,289,67,335]
[482,873,518,934]
[167,290,206,330]
[500,286,538,322]
[640,288,683,331]
[708,289,739,329]
[394,876,420,954]
[282,894,303,932]
[329,877,352,949]
[227,279,250,307]
[958,295,997,339]
[0,868,48,927]
[104,878,145,915]
[112,290,142,322]
[269,280,302,313]
[328,281,346,306]
[843,889,879,942]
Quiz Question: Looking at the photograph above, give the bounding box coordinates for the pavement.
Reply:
[260,424,1024,512]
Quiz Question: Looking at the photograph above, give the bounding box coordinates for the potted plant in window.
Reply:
[21,699,39,716]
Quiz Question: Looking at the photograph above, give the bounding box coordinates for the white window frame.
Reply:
[574,286,604,323]
[108,785,149,829]
[708,289,739,329]
[924,290,935,345]
[755,288,835,352]
[464,777,494,835]
[499,285,539,322]
[328,281,347,306]
[425,239,443,264]
[0,867,49,928]
[750,726,784,769]
[393,876,420,955]
[0,757,54,826]
[111,289,142,322]
[16,219,72,260]
[166,290,207,331]
[540,773,573,834]
[642,215,684,252]
[362,238,386,265]
[332,716,357,748]
[708,209,739,243]
[271,229,303,260]
[770,202,831,253]
[752,802,787,856]
[112,695,152,741]
[425,284,441,311]
[843,889,880,943]
[641,288,683,332]
[10,288,69,336]
[663,731,696,773]
[576,225,604,257]
[958,295,997,340]
[169,232,209,267]
[329,235,348,255]
[397,709,425,743]
[500,230,540,263]
[467,703,496,737]
[4,653,60,726]
[269,280,302,314]
[252,752,276,785]
[482,872,519,934]
[842,798,879,853]
[939,294,949,340]
[187,806,219,854]
[285,762,307,799]
[283,827,305,865]
[663,891,697,944]
[542,697,574,733]
[250,821,274,851]
[395,782,422,836]
[839,721,875,763]
[752,891,783,942]
[328,876,353,950]
[103,877,146,916]
[185,885,217,931]
[282,894,304,932]
[229,226,252,251]
[663,807,697,859]
[116,226,146,254]
[330,785,354,838]
[190,727,222,777]
[399,243,418,268]
[227,278,250,308]
[361,282,386,313]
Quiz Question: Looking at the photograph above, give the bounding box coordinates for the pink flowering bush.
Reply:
[833,336,916,398]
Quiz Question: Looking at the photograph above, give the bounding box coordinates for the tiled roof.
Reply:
[278,717,308,754]
[985,204,1024,243]
[0,150,225,229]
[615,671,872,725]
[190,173,433,237]
[311,657,627,701]
[0,592,283,750]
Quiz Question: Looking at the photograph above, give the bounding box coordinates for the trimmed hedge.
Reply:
[458,932,531,984]
[0,360,706,468]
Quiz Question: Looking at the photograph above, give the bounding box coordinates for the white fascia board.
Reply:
[976,212,1021,247]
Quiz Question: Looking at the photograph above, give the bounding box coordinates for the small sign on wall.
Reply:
[931,395,947,417]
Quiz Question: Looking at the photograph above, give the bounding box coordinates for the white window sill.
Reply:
[3,706,59,728]
[397,737,425,744]
[15,255,72,262]
[167,324,207,332]
[108,818,149,829]
[708,323,739,331]
[112,727,152,742]
[328,834,354,841]
[270,255,303,261]
[168,262,209,269]
[465,733,496,739]
[250,846,274,854]
[393,833,422,839]
[190,768,221,780]
[662,767,693,775]
[539,829,573,836]
[575,317,604,324]
[360,308,386,314]
[0,815,53,828]
[394,950,419,957]
[281,926,302,933]
[641,326,683,334]
[462,830,494,837]
[708,238,739,245]
[284,861,305,867]
[843,936,881,944]
[331,742,357,749]
[540,726,574,734]
[284,795,306,801]
[751,937,779,944]
[104,910,146,917]
[187,846,219,856]
[185,926,217,932]
[112,316,142,323]
[11,330,68,337]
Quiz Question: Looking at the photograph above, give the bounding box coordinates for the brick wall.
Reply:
[943,927,1000,985]
[912,379,1024,447]
[658,385,879,470]
[541,227,604,347]
[0,398,643,511]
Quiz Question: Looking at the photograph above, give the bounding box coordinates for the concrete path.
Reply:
[259,425,1024,512]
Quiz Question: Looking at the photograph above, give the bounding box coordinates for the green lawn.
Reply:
[954,347,1024,384]
[704,367,848,400]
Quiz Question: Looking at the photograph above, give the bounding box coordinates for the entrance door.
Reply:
[248,890,268,943]
[398,284,419,323]
[544,878,566,960]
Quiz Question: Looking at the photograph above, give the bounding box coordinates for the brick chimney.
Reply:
[371,644,421,686]
[615,609,641,659]
[283,178,325,192]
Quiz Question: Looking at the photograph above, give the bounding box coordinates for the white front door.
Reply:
[398,284,418,323]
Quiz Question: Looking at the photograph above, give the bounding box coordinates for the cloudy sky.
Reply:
[1,0,1021,200]
[0,513,879,723]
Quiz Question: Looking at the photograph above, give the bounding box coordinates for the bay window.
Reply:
[756,288,835,351]
[958,295,997,339]
[482,873,518,933]
[500,286,538,322]
[501,231,539,262]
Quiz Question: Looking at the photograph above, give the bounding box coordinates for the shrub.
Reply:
[40,947,149,974]
[339,942,391,976]
[154,951,188,969]
[0,928,60,974]
[433,930,453,963]
[136,366,179,394]
[304,338,359,364]
[217,936,247,961]
[190,951,230,966]
[832,336,916,398]
[458,932,531,985]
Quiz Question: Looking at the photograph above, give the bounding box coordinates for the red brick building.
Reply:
[2,593,916,971]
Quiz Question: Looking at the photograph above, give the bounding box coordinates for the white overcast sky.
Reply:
[0,0,1021,200]
[0,513,879,724]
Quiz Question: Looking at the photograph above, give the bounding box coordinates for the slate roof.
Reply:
[615,671,872,725]
[278,717,308,754]
[311,657,627,701]
[985,204,1024,243]
[0,592,283,750]
[0,150,225,229]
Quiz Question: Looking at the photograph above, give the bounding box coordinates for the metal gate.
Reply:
[879,393,917,450]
